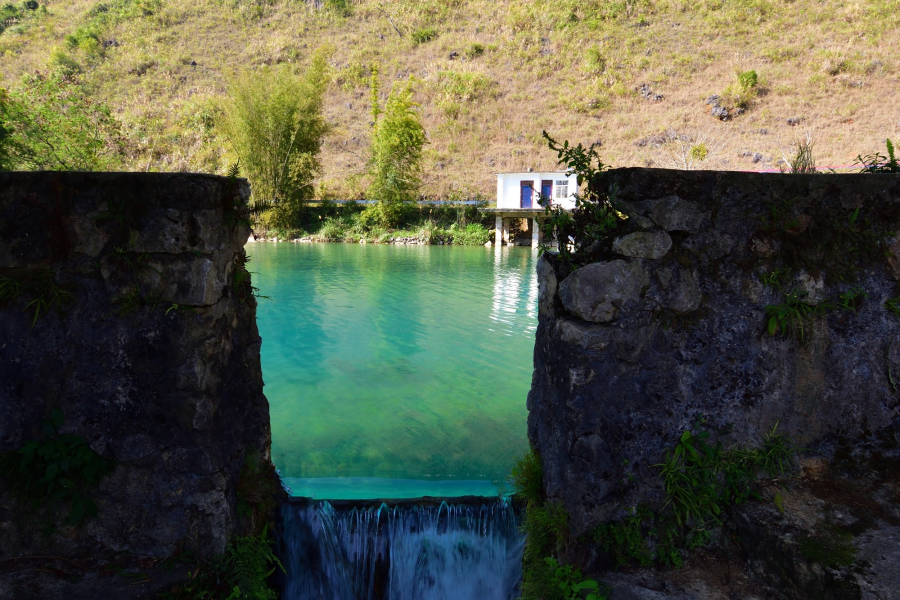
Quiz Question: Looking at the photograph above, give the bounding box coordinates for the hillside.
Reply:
[1,0,898,198]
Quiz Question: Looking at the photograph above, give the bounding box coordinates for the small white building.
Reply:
[481,172,578,247]
[496,172,578,210]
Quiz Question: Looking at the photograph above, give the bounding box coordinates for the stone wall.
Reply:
[0,173,279,596]
[529,168,900,597]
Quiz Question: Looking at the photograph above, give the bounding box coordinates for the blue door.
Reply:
[541,180,553,204]
[520,182,533,208]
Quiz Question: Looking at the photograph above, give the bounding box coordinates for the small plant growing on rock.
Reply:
[162,526,284,600]
[0,269,76,327]
[538,131,625,265]
[0,407,114,528]
[544,557,610,600]
[765,291,825,342]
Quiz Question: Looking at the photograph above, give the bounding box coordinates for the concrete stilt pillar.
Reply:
[531,218,541,249]
[502,218,510,246]
[495,216,503,246]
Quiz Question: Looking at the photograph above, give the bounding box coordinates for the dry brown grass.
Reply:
[2,0,898,197]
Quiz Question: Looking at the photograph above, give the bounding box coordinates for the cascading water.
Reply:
[279,498,523,600]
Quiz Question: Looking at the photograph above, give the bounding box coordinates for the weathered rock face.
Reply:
[0,173,279,594]
[528,169,900,598]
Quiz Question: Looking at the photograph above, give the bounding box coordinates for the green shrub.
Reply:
[411,27,437,44]
[511,448,543,503]
[465,42,485,58]
[325,0,352,16]
[317,216,349,241]
[723,69,759,109]
[450,222,490,245]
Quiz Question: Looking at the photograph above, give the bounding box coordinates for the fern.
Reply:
[219,526,283,600]
[160,526,284,600]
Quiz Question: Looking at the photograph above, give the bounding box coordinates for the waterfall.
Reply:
[280,498,523,600]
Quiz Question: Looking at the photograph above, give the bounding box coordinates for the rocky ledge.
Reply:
[528,168,900,599]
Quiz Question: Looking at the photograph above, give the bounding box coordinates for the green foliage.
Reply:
[722,69,759,110]
[434,69,494,118]
[765,291,827,342]
[544,557,610,600]
[737,69,758,90]
[514,448,584,600]
[449,222,490,245]
[0,407,115,528]
[799,525,857,567]
[232,253,268,303]
[884,297,900,316]
[511,448,544,504]
[162,526,284,600]
[837,286,867,312]
[411,27,437,44]
[583,46,606,74]
[591,506,653,569]
[521,501,570,600]
[0,0,43,36]
[60,0,159,61]
[0,269,76,326]
[0,74,123,171]
[368,79,427,226]
[856,139,900,173]
[538,132,622,265]
[219,51,330,229]
[465,42,485,58]
[760,267,791,291]
[657,423,796,529]
[324,0,352,17]
[766,286,866,342]
[689,142,709,162]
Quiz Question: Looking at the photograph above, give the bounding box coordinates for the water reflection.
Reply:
[490,247,538,336]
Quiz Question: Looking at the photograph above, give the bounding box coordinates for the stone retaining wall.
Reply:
[0,173,279,596]
[529,168,900,598]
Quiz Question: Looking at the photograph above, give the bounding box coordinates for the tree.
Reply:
[0,74,123,171]
[367,78,427,227]
[219,51,330,230]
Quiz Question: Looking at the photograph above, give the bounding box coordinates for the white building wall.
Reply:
[496,173,578,209]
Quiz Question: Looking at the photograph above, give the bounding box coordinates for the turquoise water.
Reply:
[250,242,537,499]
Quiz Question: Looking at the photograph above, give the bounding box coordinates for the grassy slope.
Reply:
[1,0,898,199]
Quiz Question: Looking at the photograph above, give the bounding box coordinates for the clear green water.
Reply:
[250,242,537,498]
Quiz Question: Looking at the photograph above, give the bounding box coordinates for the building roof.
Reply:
[495,171,571,176]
